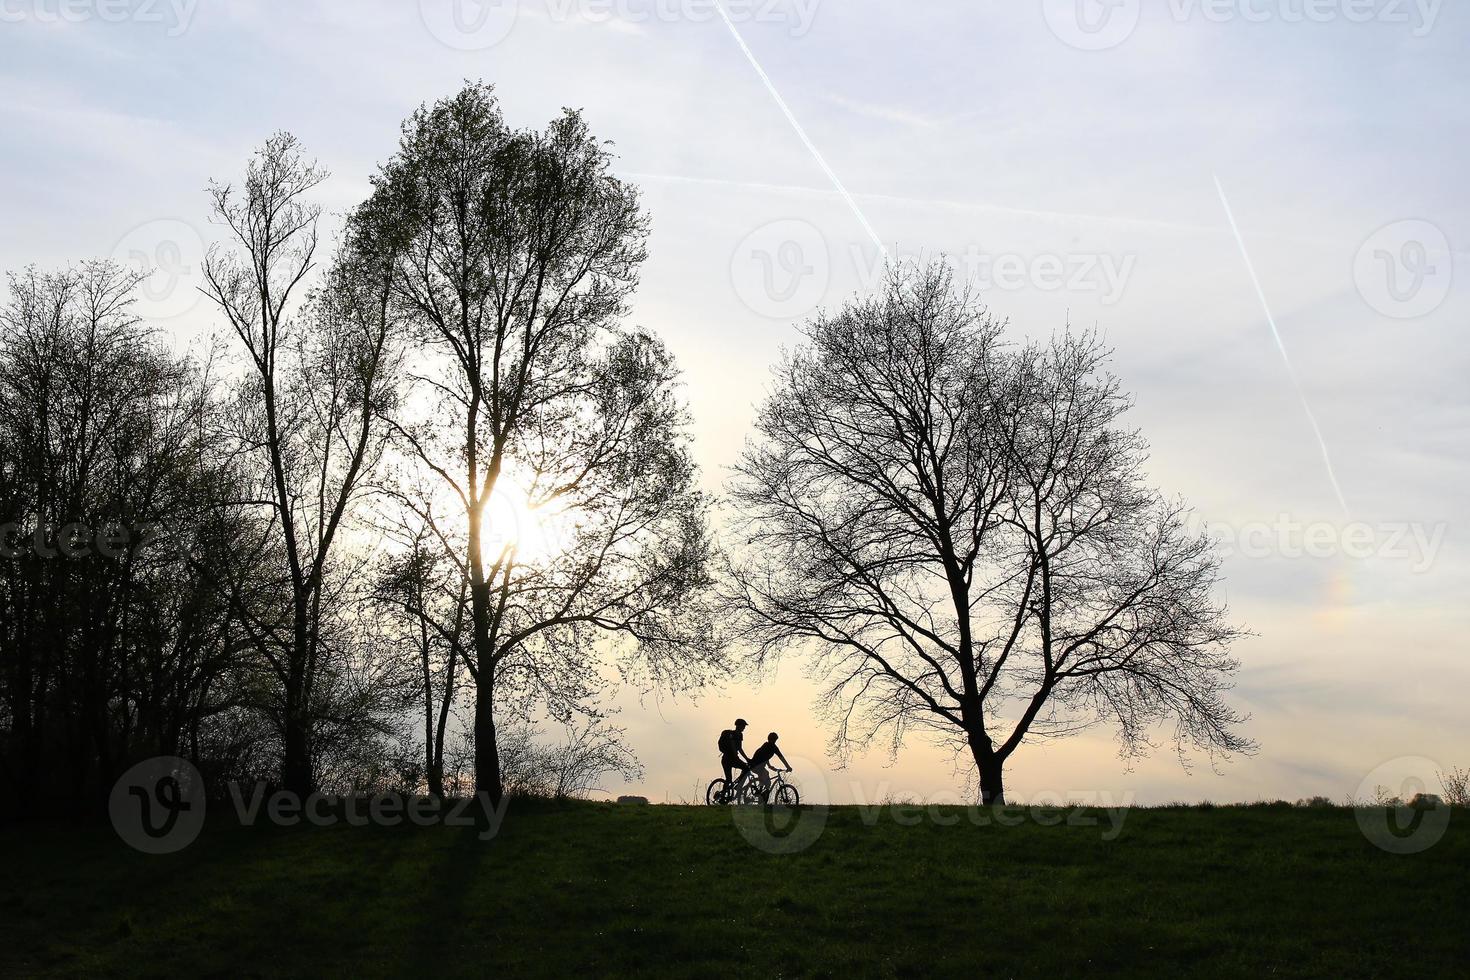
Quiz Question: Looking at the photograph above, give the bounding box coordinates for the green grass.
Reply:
[2,800,1465,977]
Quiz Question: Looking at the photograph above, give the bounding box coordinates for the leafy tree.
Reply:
[352,83,722,802]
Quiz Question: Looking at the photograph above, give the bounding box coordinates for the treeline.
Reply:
[0,261,255,811]
[0,82,721,816]
[2,82,1255,818]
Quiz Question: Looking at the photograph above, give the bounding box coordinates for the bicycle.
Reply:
[706,766,800,806]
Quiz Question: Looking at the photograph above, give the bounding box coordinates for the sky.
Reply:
[2,0,1467,805]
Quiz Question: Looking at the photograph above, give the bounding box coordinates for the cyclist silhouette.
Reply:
[748,732,791,797]
[717,719,750,797]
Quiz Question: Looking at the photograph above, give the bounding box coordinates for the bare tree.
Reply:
[728,263,1253,804]
[202,134,400,795]
[352,83,722,803]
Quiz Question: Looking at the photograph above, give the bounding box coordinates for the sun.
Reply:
[478,473,571,566]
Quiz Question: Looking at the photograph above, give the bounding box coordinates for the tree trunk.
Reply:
[474,681,502,807]
[970,734,1006,806]
[979,755,1006,806]
[421,632,437,798]
[430,650,456,799]
[963,711,1007,806]
[427,699,445,799]
[282,727,312,796]
[282,690,313,797]
[467,480,501,807]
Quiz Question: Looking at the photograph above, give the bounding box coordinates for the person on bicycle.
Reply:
[718,719,750,800]
[748,732,791,798]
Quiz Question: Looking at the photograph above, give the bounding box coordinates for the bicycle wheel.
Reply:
[775,783,800,807]
[706,778,729,805]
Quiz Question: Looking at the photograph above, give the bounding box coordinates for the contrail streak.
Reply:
[1214,175,1350,516]
[712,1,888,260]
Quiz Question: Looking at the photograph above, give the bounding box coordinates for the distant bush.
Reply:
[1371,785,1404,807]
[1439,767,1470,807]
[1294,796,1334,809]
[498,721,642,801]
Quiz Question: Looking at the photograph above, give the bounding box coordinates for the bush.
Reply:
[1371,784,1403,807]
[1439,767,1470,807]
[498,720,643,801]
[1294,796,1334,808]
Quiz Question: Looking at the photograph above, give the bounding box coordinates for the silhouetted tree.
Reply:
[351,83,722,803]
[371,498,470,799]
[728,263,1253,804]
[0,262,246,811]
[202,134,401,796]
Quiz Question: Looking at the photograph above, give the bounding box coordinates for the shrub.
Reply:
[1294,796,1334,809]
[1371,785,1403,807]
[498,720,643,801]
[1438,767,1470,807]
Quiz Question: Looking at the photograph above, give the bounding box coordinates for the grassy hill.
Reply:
[3,800,1465,977]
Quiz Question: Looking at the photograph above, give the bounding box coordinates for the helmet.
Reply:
[734,718,747,728]
[768,732,779,742]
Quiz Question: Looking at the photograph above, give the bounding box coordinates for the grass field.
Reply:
[2,800,1465,977]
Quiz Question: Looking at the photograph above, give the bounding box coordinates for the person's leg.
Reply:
[731,758,748,798]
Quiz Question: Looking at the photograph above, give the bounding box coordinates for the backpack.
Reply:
[717,729,737,754]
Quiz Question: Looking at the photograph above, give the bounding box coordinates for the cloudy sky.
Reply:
[3,0,1466,804]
